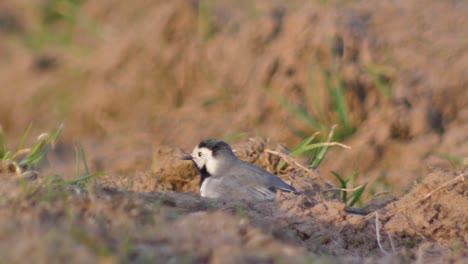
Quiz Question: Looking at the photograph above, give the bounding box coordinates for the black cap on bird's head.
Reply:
[180,139,234,160]
[197,139,234,157]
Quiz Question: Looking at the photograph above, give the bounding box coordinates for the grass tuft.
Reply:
[270,56,356,141]
[330,170,367,206]
[277,125,350,171]
[272,49,394,142]
[1,124,63,175]
[20,125,63,169]
[62,144,106,186]
[17,0,99,52]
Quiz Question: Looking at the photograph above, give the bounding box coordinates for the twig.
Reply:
[314,142,351,149]
[373,191,390,197]
[327,125,336,142]
[265,148,338,190]
[264,149,318,177]
[320,141,351,150]
[365,172,466,220]
[387,232,396,254]
[265,126,350,188]
[417,173,465,202]
[375,211,389,256]
[325,125,351,150]
[323,184,366,193]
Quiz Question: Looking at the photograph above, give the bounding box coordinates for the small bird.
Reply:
[181,139,299,201]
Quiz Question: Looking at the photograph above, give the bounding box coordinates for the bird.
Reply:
[181,139,299,201]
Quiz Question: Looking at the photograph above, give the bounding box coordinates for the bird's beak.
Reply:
[180,154,193,160]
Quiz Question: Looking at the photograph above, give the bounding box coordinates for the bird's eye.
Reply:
[198,152,202,157]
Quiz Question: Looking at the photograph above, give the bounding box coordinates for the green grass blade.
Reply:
[20,125,63,168]
[331,171,347,202]
[290,132,320,157]
[3,151,11,160]
[75,145,81,177]
[16,124,32,152]
[0,126,7,159]
[68,144,107,185]
[293,141,337,155]
[20,141,48,167]
[77,144,90,176]
[278,132,320,170]
[71,143,105,186]
[63,171,107,186]
[331,171,347,188]
[334,78,350,131]
[310,142,330,167]
[310,125,338,167]
[348,183,367,207]
[51,124,64,141]
[322,65,350,131]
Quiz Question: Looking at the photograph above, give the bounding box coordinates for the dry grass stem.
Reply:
[365,172,466,220]
[375,212,389,256]
[322,184,366,193]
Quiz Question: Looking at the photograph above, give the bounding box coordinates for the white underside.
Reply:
[200,178,221,198]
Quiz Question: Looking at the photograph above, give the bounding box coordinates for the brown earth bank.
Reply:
[0,0,467,263]
[0,153,467,263]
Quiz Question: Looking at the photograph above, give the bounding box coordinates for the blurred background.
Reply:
[0,0,467,195]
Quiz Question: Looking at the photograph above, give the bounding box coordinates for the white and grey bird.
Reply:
[181,139,299,201]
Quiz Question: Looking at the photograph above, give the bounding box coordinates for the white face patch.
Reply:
[191,146,219,175]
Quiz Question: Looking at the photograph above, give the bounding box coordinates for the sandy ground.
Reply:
[0,0,467,263]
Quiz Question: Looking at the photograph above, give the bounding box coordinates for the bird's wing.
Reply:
[212,173,275,201]
[233,161,299,193]
[246,186,276,201]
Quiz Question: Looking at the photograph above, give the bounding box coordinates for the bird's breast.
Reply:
[200,178,221,198]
